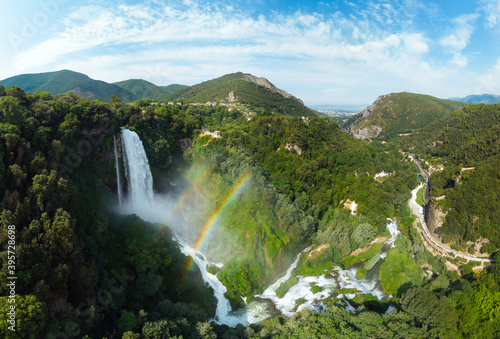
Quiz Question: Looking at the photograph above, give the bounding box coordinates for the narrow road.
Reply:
[409,154,430,200]
[407,155,494,266]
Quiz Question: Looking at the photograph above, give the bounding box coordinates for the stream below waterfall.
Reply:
[171,218,399,327]
[115,128,399,327]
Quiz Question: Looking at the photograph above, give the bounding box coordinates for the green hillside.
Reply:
[344,92,464,140]
[0,69,138,102]
[169,72,319,117]
[113,79,184,100]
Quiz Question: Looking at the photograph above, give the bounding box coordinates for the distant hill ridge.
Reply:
[112,79,188,100]
[448,94,500,104]
[341,92,465,140]
[0,69,187,103]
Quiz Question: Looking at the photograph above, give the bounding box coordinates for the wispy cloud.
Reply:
[439,13,479,68]
[481,0,500,28]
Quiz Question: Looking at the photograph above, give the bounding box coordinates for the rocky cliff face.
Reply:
[425,199,448,235]
[341,94,388,139]
[63,86,95,99]
[352,125,383,139]
[361,94,388,119]
[242,74,303,104]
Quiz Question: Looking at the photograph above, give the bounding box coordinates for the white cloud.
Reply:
[448,53,469,68]
[481,0,500,28]
[440,13,479,51]
[439,13,479,69]
[401,33,429,54]
[473,58,500,94]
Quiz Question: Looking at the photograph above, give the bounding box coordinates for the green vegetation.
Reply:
[292,298,307,312]
[343,242,384,267]
[295,246,343,276]
[310,282,323,294]
[379,248,423,295]
[0,85,220,338]
[161,84,189,93]
[355,268,368,280]
[416,186,425,205]
[276,277,299,298]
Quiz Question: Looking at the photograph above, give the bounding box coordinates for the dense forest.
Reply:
[0,84,499,338]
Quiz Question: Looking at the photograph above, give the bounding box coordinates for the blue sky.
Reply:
[1,0,500,105]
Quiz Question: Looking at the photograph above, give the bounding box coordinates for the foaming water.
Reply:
[174,234,275,327]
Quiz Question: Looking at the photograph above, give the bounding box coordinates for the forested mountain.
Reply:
[113,79,186,100]
[0,70,138,102]
[0,83,499,338]
[341,92,464,140]
[399,103,500,248]
[168,72,319,117]
[449,94,500,104]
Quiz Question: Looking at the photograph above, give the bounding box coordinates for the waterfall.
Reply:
[120,128,154,207]
[115,127,397,326]
[113,136,123,206]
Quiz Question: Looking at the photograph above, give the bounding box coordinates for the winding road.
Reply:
[407,155,494,268]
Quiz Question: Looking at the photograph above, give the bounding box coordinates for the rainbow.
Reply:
[184,172,252,271]
[164,168,209,222]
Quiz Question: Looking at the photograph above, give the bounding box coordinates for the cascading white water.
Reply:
[113,135,123,206]
[173,234,263,327]
[120,128,154,207]
[256,247,339,317]
[384,218,400,249]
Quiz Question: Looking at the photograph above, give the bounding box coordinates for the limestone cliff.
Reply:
[341,94,387,139]
[242,74,303,104]
[425,199,447,236]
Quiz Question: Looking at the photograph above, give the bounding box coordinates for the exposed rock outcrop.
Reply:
[284,143,302,155]
[63,86,94,99]
[425,199,447,235]
[360,94,388,119]
[352,125,383,139]
[227,91,237,102]
[242,74,303,104]
[341,94,388,139]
